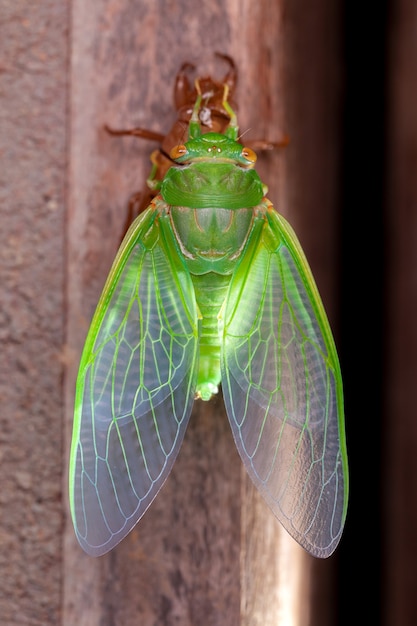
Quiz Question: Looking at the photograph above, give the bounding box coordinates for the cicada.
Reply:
[69,63,348,559]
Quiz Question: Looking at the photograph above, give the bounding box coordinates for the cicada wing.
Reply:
[69,208,199,556]
[221,207,348,558]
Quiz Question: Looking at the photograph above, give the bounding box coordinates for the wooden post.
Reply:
[62,1,343,624]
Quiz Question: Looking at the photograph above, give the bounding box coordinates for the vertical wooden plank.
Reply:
[284,1,345,624]
[231,4,313,626]
[63,1,343,624]
[0,1,68,624]
[63,5,245,623]
[385,1,417,623]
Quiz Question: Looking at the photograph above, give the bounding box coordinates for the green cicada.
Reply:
[69,74,348,559]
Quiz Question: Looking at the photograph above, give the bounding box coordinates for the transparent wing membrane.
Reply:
[70,210,199,556]
[221,209,348,557]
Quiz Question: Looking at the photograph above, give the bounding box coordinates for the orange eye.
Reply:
[170,144,188,160]
[241,146,257,164]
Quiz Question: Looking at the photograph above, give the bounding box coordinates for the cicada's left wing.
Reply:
[221,206,348,558]
[69,208,199,556]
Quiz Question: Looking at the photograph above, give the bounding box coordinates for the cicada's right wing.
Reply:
[221,206,348,558]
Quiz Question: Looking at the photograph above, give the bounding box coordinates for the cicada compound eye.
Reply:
[241,146,257,164]
[170,144,188,160]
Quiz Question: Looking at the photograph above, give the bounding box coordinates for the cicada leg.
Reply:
[104,124,165,142]
[174,61,196,109]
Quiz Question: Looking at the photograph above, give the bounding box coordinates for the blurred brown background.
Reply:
[1,0,415,624]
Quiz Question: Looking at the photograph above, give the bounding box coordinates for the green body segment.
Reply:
[69,84,348,559]
[168,204,257,400]
[161,131,265,400]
